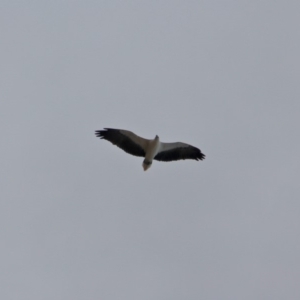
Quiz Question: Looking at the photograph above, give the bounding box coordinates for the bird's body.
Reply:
[95,128,205,171]
[142,135,160,170]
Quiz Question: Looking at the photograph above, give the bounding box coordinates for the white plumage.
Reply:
[95,128,205,171]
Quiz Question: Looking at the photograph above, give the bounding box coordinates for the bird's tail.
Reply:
[142,159,152,171]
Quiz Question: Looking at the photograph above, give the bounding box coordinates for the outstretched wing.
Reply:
[95,128,149,157]
[154,142,205,162]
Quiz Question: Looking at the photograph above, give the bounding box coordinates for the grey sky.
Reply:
[1,1,300,299]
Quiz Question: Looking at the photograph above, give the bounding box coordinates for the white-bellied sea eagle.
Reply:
[95,128,205,171]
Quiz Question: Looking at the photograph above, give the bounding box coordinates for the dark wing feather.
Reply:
[154,143,205,162]
[95,128,146,157]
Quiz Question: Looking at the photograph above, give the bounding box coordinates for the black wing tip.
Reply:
[95,128,117,139]
[95,130,105,139]
[197,153,205,161]
[196,149,205,161]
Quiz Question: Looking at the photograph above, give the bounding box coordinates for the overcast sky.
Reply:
[1,1,300,299]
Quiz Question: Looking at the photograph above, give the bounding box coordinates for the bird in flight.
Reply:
[95,128,205,171]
